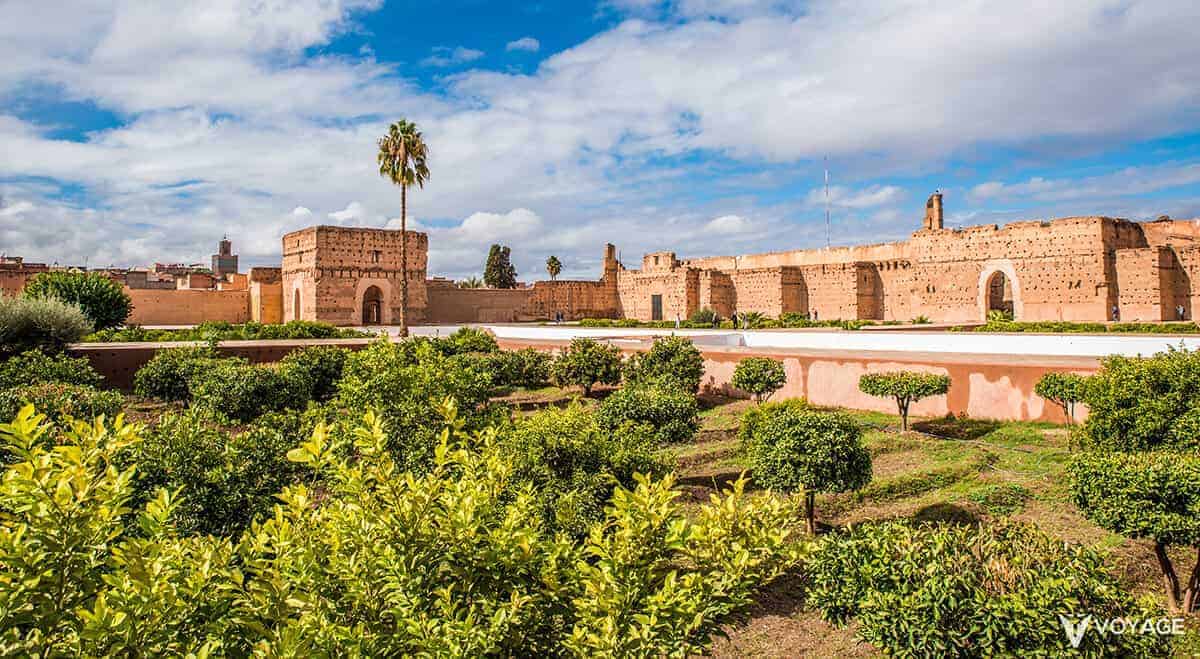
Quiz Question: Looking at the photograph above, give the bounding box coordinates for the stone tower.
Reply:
[922,191,944,230]
[211,236,238,278]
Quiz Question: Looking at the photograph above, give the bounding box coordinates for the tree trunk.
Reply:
[399,183,409,338]
[898,398,909,431]
[1184,546,1200,614]
[805,491,816,535]
[1155,541,1183,613]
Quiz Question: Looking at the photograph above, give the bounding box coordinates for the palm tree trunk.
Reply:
[400,183,409,338]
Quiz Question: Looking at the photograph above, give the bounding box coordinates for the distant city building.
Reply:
[0,256,48,297]
[212,237,239,278]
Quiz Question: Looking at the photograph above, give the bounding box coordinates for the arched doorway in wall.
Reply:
[985,271,1015,319]
[293,289,301,321]
[362,285,384,325]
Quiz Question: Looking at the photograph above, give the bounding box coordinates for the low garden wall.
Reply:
[70,338,374,390]
[495,337,1098,423]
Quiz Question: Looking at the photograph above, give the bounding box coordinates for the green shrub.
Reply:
[279,345,349,402]
[336,339,496,470]
[0,404,805,656]
[731,357,787,402]
[190,361,310,422]
[1069,450,1200,614]
[689,307,718,325]
[623,335,706,393]
[910,315,931,324]
[968,482,1032,515]
[742,406,871,532]
[1034,371,1088,425]
[1077,347,1200,452]
[807,520,1168,657]
[501,403,669,538]
[478,348,552,389]
[551,338,623,396]
[596,384,700,444]
[442,326,499,354]
[0,383,123,426]
[0,350,103,390]
[972,320,1200,334]
[0,295,93,356]
[86,320,372,342]
[132,346,233,402]
[122,409,311,537]
[858,371,951,431]
[737,398,809,446]
[23,271,131,331]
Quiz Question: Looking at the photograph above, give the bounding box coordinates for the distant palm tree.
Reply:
[458,275,483,289]
[545,255,562,281]
[377,120,429,337]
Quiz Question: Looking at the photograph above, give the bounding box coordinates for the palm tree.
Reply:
[457,275,483,289]
[376,120,429,337]
[545,255,562,281]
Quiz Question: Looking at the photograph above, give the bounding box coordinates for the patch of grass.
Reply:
[968,483,1033,515]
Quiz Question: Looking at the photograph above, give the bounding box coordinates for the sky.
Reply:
[2,1,1200,281]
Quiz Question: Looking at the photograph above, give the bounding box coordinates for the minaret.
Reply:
[922,191,944,230]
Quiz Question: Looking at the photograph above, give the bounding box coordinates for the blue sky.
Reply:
[2,0,1200,279]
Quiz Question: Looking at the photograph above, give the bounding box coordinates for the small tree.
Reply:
[858,371,950,431]
[545,256,562,281]
[23,271,131,331]
[457,276,483,289]
[551,338,622,396]
[1069,347,1200,614]
[743,406,871,533]
[484,244,518,289]
[1034,371,1087,425]
[0,295,93,357]
[623,335,705,393]
[731,357,786,402]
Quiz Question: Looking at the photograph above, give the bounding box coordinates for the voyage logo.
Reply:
[1058,614,1184,649]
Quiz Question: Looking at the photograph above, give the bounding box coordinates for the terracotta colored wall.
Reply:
[281,225,428,326]
[426,287,534,323]
[495,337,1097,423]
[126,288,250,325]
[71,339,374,390]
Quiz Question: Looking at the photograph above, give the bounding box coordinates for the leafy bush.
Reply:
[742,406,871,532]
[731,356,787,402]
[623,335,706,393]
[279,345,349,401]
[86,320,372,342]
[501,403,669,537]
[0,404,805,656]
[807,520,1168,657]
[1076,347,1200,452]
[336,339,496,470]
[190,361,310,422]
[442,326,499,354]
[1070,450,1200,614]
[858,371,951,431]
[596,384,700,444]
[551,338,623,396]
[689,307,719,325]
[23,271,131,331]
[1034,371,1088,425]
[479,348,552,389]
[737,398,809,446]
[123,409,311,536]
[0,294,93,357]
[968,482,1032,515]
[973,320,1200,334]
[0,383,123,426]
[0,349,103,390]
[910,315,931,324]
[132,346,234,402]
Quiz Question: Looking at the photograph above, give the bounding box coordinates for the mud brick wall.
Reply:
[281,225,428,326]
[126,288,250,325]
[1112,247,1170,321]
[524,280,618,320]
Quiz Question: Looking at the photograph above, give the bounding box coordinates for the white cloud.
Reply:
[420,46,485,68]
[292,206,313,217]
[806,185,905,209]
[705,214,753,234]
[968,162,1200,203]
[3,0,1200,274]
[505,37,541,52]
